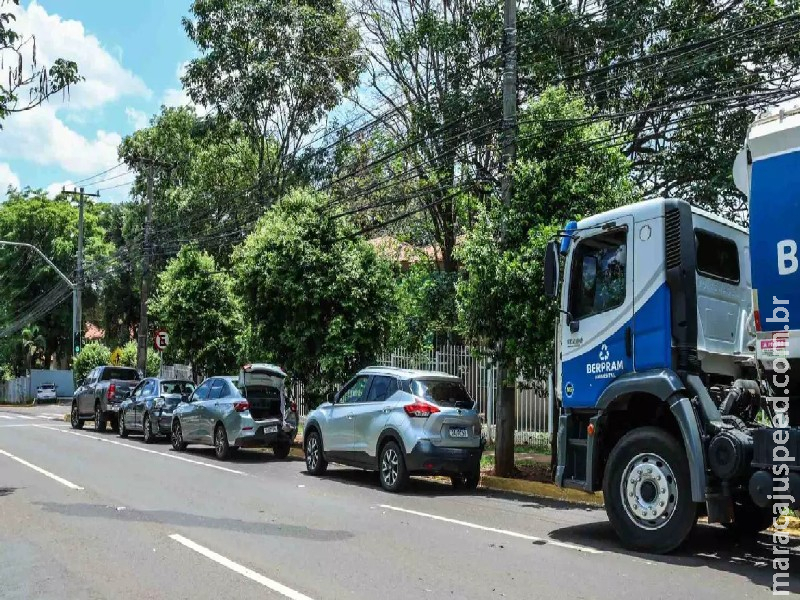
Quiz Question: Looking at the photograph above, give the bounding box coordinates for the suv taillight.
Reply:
[107,383,116,400]
[233,400,250,412]
[404,399,440,418]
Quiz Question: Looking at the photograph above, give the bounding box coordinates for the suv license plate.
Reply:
[450,427,468,438]
[265,425,278,434]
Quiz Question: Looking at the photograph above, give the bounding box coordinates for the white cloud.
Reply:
[0,163,21,194]
[46,180,74,198]
[9,2,151,110]
[162,87,192,108]
[125,107,150,130]
[0,106,121,175]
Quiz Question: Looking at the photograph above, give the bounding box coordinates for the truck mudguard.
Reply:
[593,369,707,502]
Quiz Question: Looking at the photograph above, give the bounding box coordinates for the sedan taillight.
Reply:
[233,400,250,413]
[403,399,440,418]
[107,383,116,400]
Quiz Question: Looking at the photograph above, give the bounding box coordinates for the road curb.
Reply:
[479,474,605,506]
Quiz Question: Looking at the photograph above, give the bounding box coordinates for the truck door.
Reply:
[559,216,634,408]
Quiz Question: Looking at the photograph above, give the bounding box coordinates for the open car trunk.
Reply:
[238,365,287,422]
[244,385,283,421]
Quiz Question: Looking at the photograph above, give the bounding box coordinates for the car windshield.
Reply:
[101,368,139,381]
[410,379,474,409]
[40,384,55,389]
[161,381,195,395]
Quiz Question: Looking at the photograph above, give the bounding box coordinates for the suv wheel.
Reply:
[70,403,84,430]
[118,410,129,438]
[93,403,106,433]
[304,431,328,475]
[171,420,187,451]
[142,413,154,444]
[214,424,231,460]
[379,441,409,493]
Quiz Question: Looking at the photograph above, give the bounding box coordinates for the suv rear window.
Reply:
[101,368,139,381]
[410,379,474,410]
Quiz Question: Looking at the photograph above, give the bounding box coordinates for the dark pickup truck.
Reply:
[71,365,140,432]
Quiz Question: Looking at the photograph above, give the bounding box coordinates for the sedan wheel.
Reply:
[171,420,187,451]
[118,411,129,438]
[94,404,106,433]
[214,425,231,460]
[70,404,84,430]
[142,414,154,444]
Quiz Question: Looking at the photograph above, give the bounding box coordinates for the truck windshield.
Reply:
[101,368,139,381]
[410,379,474,409]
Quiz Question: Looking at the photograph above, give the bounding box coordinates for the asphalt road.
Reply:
[1,404,798,599]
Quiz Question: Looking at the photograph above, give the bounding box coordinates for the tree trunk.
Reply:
[494,379,517,477]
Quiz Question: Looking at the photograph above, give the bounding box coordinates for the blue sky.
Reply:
[0,1,199,202]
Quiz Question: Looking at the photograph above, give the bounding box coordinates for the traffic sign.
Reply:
[111,348,123,365]
[154,330,169,352]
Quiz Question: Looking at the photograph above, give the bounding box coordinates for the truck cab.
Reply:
[545,193,799,553]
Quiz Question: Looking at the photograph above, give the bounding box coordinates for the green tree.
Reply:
[233,188,396,405]
[20,325,45,373]
[0,189,111,365]
[118,340,159,377]
[0,0,81,127]
[118,107,261,270]
[182,0,363,203]
[150,245,242,380]
[456,88,637,475]
[517,0,800,221]
[72,342,111,384]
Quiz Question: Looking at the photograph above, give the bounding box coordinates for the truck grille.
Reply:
[665,207,681,269]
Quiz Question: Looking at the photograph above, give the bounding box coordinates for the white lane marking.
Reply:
[0,448,83,490]
[169,534,315,600]
[34,425,245,475]
[0,415,16,419]
[380,504,603,554]
[13,415,35,420]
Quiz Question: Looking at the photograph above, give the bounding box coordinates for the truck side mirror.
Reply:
[544,241,560,298]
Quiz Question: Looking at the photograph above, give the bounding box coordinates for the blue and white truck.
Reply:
[543,108,800,553]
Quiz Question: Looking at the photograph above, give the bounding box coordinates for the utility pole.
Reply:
[63,187,100,355]
[128,157,171,376]
[495,0,518,477]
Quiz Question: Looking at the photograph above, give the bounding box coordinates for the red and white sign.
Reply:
[154,330,169,352]
[760,338,788,351]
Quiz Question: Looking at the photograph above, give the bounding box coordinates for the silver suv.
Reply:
[303,367,484,492]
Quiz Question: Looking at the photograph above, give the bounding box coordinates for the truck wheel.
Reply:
[93,403,106,433]
[70,403,84,430]
[304,431,328,475]
[724,498,773,536]
[214,424,231,460]
[603,426,697,554]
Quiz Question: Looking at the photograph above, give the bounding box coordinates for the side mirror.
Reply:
[328,391,339,404]
[181,393,190,402]
[544,240,560,298]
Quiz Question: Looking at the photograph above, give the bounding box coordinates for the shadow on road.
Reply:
[0,487,16,497]
[34,501,353,542]
[549,519,799,594]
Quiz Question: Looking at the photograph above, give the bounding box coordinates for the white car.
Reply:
[35,383,57,402]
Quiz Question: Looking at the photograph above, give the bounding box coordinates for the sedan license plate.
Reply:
[450,427,468,438]
[265,425,278,434]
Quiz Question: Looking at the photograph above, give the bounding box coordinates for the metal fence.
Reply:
[160,364,193,381]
